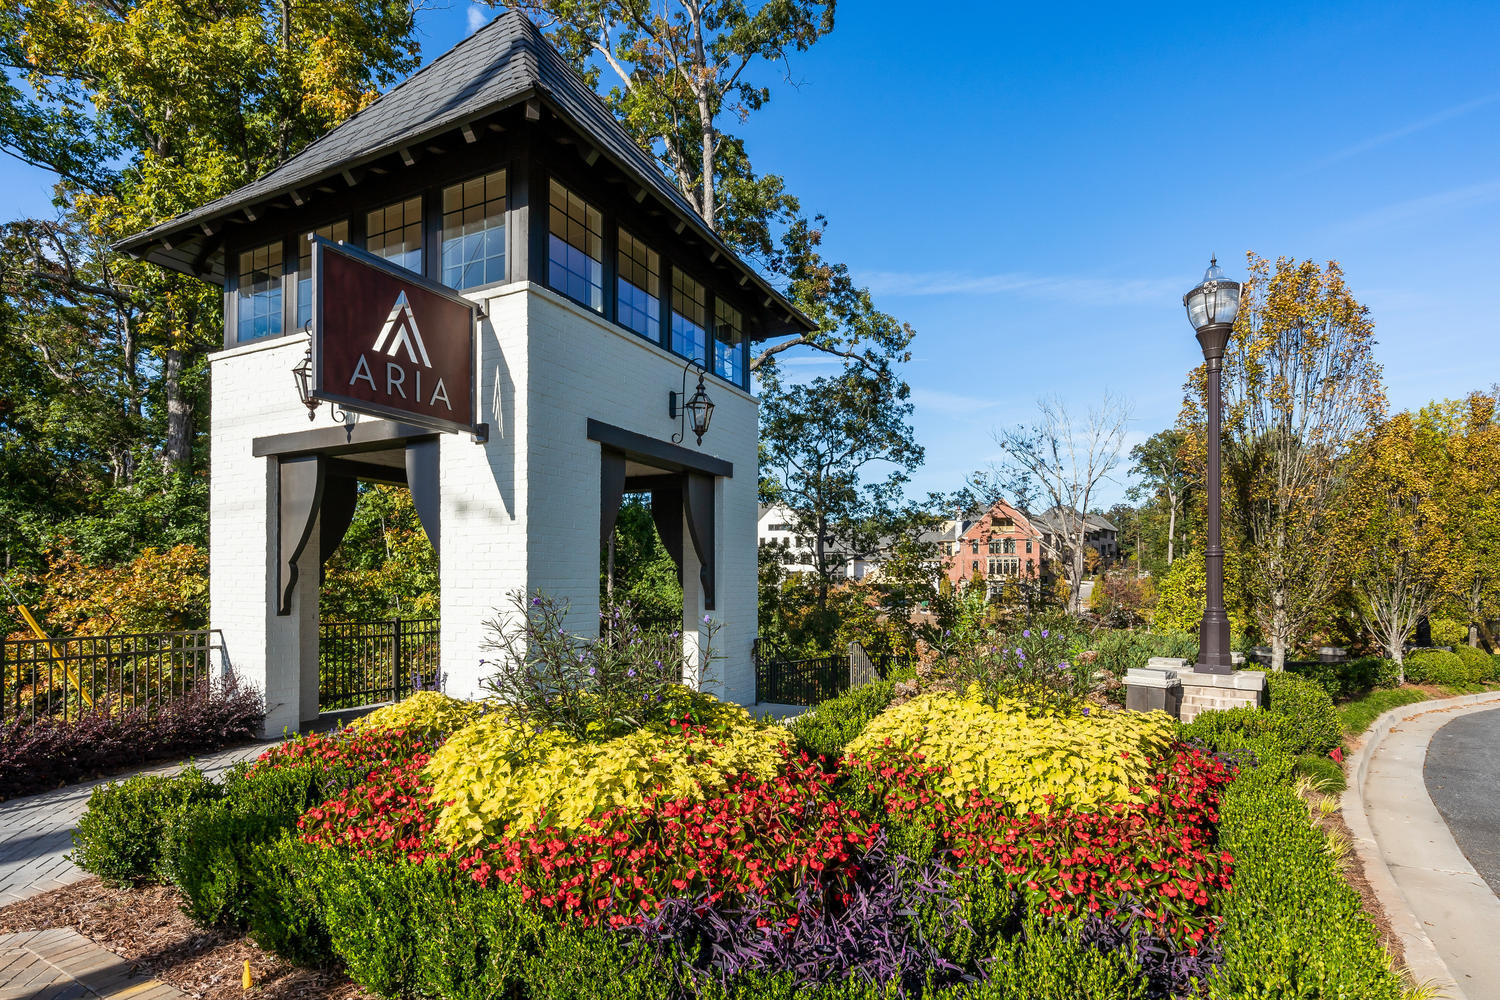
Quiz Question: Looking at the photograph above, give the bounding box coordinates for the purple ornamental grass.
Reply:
[631,832,969,994]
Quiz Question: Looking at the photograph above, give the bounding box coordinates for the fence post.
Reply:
[393,617,404,700]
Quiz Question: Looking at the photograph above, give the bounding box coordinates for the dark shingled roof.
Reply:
[116,10,812,333]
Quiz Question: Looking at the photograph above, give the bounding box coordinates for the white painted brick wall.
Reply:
[211,280,761,727]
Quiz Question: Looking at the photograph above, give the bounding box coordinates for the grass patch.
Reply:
[1336,687,1433,735]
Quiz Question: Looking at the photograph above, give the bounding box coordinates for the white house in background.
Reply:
[756,503,880,581]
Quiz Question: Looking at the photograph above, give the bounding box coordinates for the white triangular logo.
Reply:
[370,291,432,368]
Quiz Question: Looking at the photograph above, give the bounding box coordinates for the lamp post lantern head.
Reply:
[1184,257,1241,360]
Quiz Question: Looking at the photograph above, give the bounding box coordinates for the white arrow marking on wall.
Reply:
[370,290,433,368]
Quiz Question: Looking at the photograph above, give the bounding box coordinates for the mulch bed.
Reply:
[0,878,369,1000]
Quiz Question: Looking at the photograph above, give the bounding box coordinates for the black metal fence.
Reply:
[319,618,440,712]
[753,640,850,707]
[1,629,225,725]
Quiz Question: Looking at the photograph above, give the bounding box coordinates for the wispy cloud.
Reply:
[1299,92,1500,174]
[859,270,1181,306]
[910,388,1007,418]
[1332,176,1500,234]
[466,4,488,34]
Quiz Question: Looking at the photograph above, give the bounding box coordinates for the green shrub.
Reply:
[1086,629,1198,680]
[786,679,894,760]
[1206,757,1405,999]
[164,762,324,926]
[1264,671,1342,755]
[71,768,219,886]
[1286,656,1398,699]
[243,833,334,967]
[1404,648,1470,686]
[1292,753,1347,793]
[963,915,1149,999]
[1453,644,1500,682]
[1430,617,1467,647]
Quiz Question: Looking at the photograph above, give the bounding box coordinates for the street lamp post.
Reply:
[1184,257,1240,674]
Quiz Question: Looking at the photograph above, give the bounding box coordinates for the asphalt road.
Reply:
[1424,706,1500,899]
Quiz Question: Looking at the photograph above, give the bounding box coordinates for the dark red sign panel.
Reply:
[311,238,479,435]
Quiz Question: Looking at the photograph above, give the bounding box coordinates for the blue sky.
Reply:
[5,1,1497,507]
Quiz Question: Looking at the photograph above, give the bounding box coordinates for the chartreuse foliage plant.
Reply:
[352,690,489,742]
[844,692,1175,815]
[426,706,784,847]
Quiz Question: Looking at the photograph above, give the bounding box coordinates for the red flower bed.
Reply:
[456,750,877,929]
[252,727,433,780]
[845,746,1238,946]
[298,750,444,864]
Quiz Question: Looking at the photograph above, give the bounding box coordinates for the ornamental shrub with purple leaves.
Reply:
[0,674,264,800]
[479,591,724,741]
[631,831,968,994]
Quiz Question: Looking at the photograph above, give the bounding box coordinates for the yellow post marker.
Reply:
[242,959,252,990]
[10,598,91,710]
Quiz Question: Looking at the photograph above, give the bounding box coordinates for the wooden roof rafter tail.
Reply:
[112,10,813,340]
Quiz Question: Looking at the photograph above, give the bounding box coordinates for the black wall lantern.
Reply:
[670,358,715,445]
[291,337,319,421]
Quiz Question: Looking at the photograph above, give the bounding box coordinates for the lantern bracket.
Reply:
[669,358,715,445]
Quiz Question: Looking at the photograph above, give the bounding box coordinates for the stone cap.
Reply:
[1125,667,1182,687]
[1124,673,1180,690]
[1179,669,1266,691]
[1146,657,1191,669]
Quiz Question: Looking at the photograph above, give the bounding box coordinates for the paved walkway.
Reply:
[0,927,181,999]
[1425,707,1500,898]
[1345,691,1500,1000]
[0,742,277,907]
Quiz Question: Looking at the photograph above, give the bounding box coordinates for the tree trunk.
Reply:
[1270,599,1289,672]
[162,347,193,474]
[1470,623,1481,648]
[1166,493,1176,566]
[1391,642,1406,685]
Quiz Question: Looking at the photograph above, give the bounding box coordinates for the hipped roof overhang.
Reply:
[113,11,814,341]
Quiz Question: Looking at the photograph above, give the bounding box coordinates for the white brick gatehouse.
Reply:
[117,13,811,734]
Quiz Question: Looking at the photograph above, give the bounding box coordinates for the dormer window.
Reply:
[367,197,422,273]
[616,228,660,339]
[547,179,603,311]
[236,241,283,342]
[671,269,707,363]
[441,170,507,290]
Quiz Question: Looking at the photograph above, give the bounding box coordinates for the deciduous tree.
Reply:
[1183,254,1385,670]
[974,393,1131,615]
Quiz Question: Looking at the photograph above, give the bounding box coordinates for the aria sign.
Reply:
[309,236,481,436]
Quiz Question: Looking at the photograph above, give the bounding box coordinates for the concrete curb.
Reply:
[1343,690,1500,1000]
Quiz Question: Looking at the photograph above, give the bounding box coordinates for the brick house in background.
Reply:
[940,500,1046,596]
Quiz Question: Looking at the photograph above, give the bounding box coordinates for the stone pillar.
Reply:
[1124,666,1183,716]
[1177,668,1266,723]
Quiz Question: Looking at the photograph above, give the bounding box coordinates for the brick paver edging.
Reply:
[0,927,182,999]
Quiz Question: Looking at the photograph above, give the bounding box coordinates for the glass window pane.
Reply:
[671,269,707,363]
[440,169,507,291]
[367,197,423,274]
[616,227,660,339]
[547,178,603,312]
[295,220,348,327]
[714,299,743,385]
[237,240,284,342]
